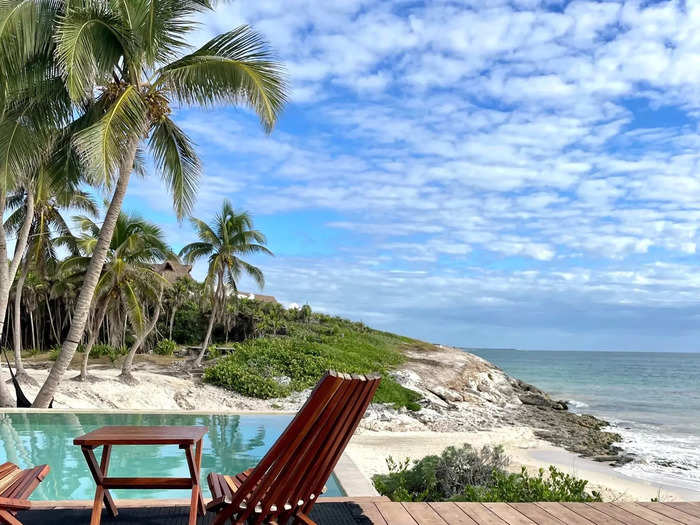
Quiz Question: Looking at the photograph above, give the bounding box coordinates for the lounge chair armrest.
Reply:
[0,497,32,510]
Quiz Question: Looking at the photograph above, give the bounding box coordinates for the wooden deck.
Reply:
[352,501,700,524]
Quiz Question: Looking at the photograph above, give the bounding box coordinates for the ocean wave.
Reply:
[609,422,700,491]
[566,399,589,409]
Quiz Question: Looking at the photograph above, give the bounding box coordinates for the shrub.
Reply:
[90,344,127,363]
[455,466,602,503]
[48,347,61,361]
[373,445,600,503]
[203,362,288,398]
[154,339,176,356]
[373,445,508,502]
[206,345,221,360]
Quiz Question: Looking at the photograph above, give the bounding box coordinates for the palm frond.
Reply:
[2,205,25,233]
[73,85,148,185]
[54,2,129,101]
[148,115,200,218]
[238,259,264,288]
[139,0,210,66]
[0,0,55,77]
[123,280,144,332]
[179,240,212,263]
[157,25,287,132]
[0,113,45,190]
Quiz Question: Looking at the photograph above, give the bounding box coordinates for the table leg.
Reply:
[195,438,205,514]
[185,443,203,525]
[81,445,118,525]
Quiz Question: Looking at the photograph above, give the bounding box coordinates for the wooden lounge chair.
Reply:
[207,371,381,525]
[0,462,49,525]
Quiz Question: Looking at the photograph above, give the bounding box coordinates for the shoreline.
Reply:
[346,429,700,502]
[3,353,699,502]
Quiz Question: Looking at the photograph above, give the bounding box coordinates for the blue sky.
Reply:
[123,0,700,352]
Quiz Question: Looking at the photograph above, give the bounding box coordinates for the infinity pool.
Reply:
[0,412,344,500]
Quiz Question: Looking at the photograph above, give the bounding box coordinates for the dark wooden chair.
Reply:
[207,371,381,525]
[0,462,49,525]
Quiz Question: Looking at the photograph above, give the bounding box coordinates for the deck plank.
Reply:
[402,503,449,525]
[376,502,419,525]
[455,503,508,524]
[637,503,700,525]
[587,503,655,525]
[510,503,567,524]
[615,503,685,525]
[664,504,700,520]
[429,503,478,525]
[561,503,626,524]
[482,503,536,525]
[349,502,388,525]
[534,502,597,524]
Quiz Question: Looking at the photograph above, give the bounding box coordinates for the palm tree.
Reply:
[4,170,97,382]
[24,0,287,407]
[180,200,272,366]
[164,275,199,340]
[0,0,74,405]
[64,212,169,381]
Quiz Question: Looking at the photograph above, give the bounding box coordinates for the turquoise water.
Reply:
[468,349,700,491]
[0,412,344,501]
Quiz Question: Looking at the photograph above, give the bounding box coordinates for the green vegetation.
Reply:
[373,445,602,503]
[203,306,422,409]
[90,344,128,363]
[154,339,177,356]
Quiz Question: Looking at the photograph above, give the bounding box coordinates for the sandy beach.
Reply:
[346,429,700,502]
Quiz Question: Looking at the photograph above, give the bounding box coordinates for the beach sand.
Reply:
[346,429,700,502]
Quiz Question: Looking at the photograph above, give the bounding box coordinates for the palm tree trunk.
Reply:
[32,143,137,408]
[196,308,216,367]
[168,306,177,340]
[46,297,59,344]
[0,187,35,407]
[12,256,30,377]
[29,310,35,350]
[121,288,164,383]
[195,279,222,367]
[76,299,109,381]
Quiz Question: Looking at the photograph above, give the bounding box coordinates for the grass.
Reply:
[203,315,423,410]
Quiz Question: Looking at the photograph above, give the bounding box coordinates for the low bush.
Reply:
[455,466,602,502]
[154,339,176,356]
[203,315,421,409]
[91,344,127,363]
[206,345,221,360]
[373,445,601,503]
[373,445,509,501]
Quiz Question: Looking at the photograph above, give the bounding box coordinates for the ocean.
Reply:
[466,348,700,492]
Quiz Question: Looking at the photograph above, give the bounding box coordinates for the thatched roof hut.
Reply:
[152,260,193,283]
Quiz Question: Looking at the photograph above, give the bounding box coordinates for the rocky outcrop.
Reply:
[363,344,629,464]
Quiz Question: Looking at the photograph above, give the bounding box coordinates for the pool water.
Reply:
[0,412,345,500]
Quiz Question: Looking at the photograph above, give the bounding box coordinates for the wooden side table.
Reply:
[74,425,208,525]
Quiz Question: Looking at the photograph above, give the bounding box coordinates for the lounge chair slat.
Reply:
[0,463,49,524]
[206,371,379,525]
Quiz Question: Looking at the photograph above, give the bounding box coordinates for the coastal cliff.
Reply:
[363,344,629,465]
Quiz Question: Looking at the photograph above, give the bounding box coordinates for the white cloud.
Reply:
[120,0,700,350]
